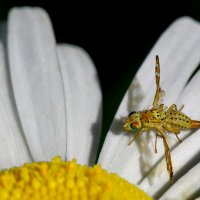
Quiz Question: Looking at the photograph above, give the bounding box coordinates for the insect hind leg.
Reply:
[155,126,173,180]
[163,124,182,143]
[162,135,173,180]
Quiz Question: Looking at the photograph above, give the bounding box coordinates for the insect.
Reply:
[123,55,200,180]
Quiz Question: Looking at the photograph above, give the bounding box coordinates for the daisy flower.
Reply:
[0,6,199,200]
[0,7,151,200]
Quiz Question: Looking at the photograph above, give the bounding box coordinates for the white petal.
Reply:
[177,69,200,118]
[139,66,200,196]
[0,38,31,169]
[139,130,200,197]
[159,162,200,200]
[57,44,102,165]
[0,22,7,47]
[8,7,67,161]
[98,17,200,184]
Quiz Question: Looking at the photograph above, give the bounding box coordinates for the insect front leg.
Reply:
[153,55,165,108]
[128,127,149,145]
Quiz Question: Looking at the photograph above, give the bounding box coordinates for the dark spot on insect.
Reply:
[128,111,136,117]
[153,116,155,119]
[171,117,173,120]
[170,112,172,115]
[157,115,160,117]
[161,118,164,121]
[187,121,189,123]
[175,118,177,120]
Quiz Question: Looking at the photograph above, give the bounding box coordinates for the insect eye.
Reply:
[128,111,136,117]
[130,123,135,128]
[130,122,138,131]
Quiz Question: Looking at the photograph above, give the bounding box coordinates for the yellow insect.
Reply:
[123,55,200,180]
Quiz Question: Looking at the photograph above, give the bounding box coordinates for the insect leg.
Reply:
[168,104,178,111]
[175,134,182,142]
[168,104,184,112]
[128,127,149,145]
[163,124,182,143]
[164,136,173,180]
[153,55,165,108]
[154,133,158,153]
[179,104,184,111]
[159,104,164,112]
[156,127,173,180]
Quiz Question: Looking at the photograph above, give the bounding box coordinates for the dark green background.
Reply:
[1,1,200,152]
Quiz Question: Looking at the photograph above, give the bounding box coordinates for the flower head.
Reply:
[0,156,152,200]
[0,6,152,199]
[0,6,200,200]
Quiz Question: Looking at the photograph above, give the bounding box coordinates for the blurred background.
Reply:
[1,1,200,148]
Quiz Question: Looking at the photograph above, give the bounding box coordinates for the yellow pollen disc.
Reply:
[0,156,152,200]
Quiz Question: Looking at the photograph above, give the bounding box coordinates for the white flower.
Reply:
[0,7,102,167]
[1,7,200,200]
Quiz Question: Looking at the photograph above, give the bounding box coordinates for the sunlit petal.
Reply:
[139,64,200,197]
[57,44,102,165]
[98,17,200,186]
[8,7,67,161]
[159,162,200,200]
[0,40,31,169]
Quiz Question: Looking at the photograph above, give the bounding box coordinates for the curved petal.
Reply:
[57,44,102,165]
[98,17,200,185]
[8,7,67,161]
[139,67,200,197]
[159,162,200,200]
[0,39,31,169]
[139,131,200,198]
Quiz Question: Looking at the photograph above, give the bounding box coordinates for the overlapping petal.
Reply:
[8,7,67,161]
[139,65,200,197]
[0,41,31,169]
[98,17,200,198]
[6,7,102,166]
[57,44,102,165]
[159,162,200,199]
[0,6,199,200]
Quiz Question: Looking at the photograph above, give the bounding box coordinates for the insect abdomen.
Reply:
[165,111,192,129]
[191,120,200,128]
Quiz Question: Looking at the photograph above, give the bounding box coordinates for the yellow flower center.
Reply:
[0,157,152,200]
